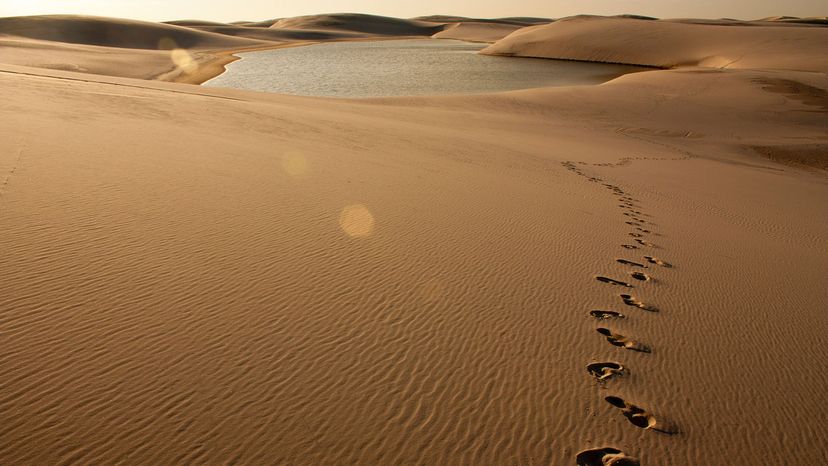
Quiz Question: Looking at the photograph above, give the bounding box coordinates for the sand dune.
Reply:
[230,19,281,28]
[164,19,237,27]
[181,25,363,42]
[0,15,264,50]
[482,15,828,72]
[1,11,827,466]
[1,60,826,465]
[431,22,524,42]
[415,15,551,26]
[271,13,444,36]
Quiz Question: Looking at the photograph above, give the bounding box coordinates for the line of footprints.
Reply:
[562,161,678,466]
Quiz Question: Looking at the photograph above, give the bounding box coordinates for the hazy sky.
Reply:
[0,0,824,22]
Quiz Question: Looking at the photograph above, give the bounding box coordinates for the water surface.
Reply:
[205,39,647,97]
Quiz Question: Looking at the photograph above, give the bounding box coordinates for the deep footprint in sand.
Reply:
[635,238,656,247]
[576,447,640,466]
[621,244,639,250]
[596,328,651,352]
[596,276,633,287]
[590,310,625,320]
[620,294,659,312]
[644,256,673,268]
[628,233,644,238]
[587,362,625,381]
[605,396,676,434]
[630,272,650,281]
[616,259,647,268]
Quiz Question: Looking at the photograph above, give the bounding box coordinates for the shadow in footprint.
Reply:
[620,294,659,312]
[630,272,650,281]
[605,396,677,434]
[590,310,625,320]
[616,259,647,268]
[596,276,633,287]
[621,244,639,250]
[576,447,640,466]
[596,328,651,352]
[644,256,673,268]
[587,362,625,381]
[635,238,656,247]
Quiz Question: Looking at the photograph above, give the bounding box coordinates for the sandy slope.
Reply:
[0,15,265,50]
[271,13,444,36]
[1,60,827,465]
[0,15,277,82]
[482,16,828,72]
[432,22,524,43]
[1,12,827,466]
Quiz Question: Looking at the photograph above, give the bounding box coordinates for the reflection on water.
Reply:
[205,39,647,98]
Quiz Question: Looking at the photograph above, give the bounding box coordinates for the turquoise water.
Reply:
[204,39,647,98]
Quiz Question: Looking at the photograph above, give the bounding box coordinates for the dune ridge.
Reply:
[0,15,265,50]
[271,13,444,36]
[482,15,828,72]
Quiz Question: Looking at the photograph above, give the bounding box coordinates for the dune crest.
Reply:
[271,13,444,36]
[482,16,828,72]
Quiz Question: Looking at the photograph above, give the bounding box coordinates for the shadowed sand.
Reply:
[0,11,826,466]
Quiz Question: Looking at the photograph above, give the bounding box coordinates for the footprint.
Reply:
[616,259,647,268]
[587,362,625,381]
[576,448,640,466]
[628,233,644,238]
[596,276,633,287]
[605,396,676,434]
[621,244,639,250]
[635,228,651,233]
[625,221,643,227]
[620,294,659,312]
[644,256,673,268]
[596,328,651,352]
[634,238,656,247]
[590,310,625,320]
[622,213,649,224]
[630,272,650,281]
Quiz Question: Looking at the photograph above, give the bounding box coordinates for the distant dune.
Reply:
[271,13,444,36]
[432,22,524,42]
[414,15,551,26]
[482,15,828,72]
[230,19,281,28]
[179,25,362,42]
[164,19,236,27]
[0,15,264,50]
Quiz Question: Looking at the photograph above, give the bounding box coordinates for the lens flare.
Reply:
[171,48,198,74]
[282,151,309,177]
[339,204,375,238]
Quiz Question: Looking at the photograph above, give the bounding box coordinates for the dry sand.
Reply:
[1,13,827,466]
[482,15,828,72]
